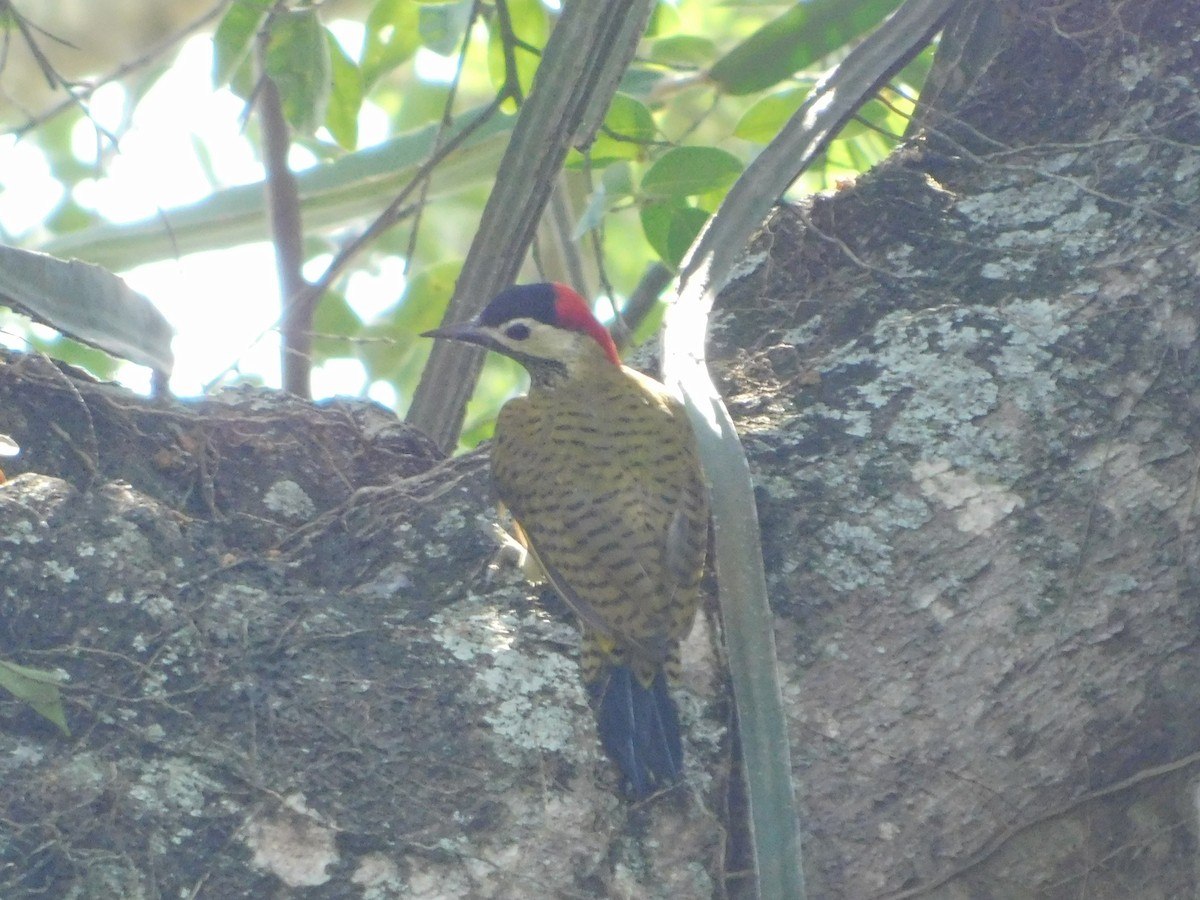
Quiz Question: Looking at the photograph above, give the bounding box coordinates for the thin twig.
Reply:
[301,93,509,304]
[493,0,538,99]
[403,0,483,275]
[198,96,506,396]
[8,0,229,139]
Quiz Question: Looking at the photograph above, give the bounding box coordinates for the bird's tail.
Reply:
[586,663,683,798]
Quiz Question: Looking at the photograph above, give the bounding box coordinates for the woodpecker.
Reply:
[424,282,709,798]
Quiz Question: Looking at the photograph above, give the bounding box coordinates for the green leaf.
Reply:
[644,2,681,39]
[363,0,421,88]
[0,245,174,373]
[649,34,717,68]
[266,9,331,135]
[393,260,460,333]
[574,181,609,240]
[589,93,656,163]
[419,0,474,55]
[311,290,360,360]
[212,0,271,89]
[27,335,122,382]
[574,162,634,239]
[734,85,812,143]
[44,198,95,235]
[358,260,461,383]
[640,146,743,199]
[853,93,913,141]
[709,0,901,96]
[0,659,70,736]
[324,31,363,149]
[895,42,936,97]
[395,81,452,131]
[487,0,548,106]
[640,201,710,269]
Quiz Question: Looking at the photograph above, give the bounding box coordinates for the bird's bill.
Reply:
[420,321,487,345]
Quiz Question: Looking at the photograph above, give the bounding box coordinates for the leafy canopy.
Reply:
[3,0,928,445]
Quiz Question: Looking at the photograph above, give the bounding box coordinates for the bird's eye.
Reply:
[504,323,531,341]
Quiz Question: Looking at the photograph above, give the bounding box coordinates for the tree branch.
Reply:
[256,26,309,397]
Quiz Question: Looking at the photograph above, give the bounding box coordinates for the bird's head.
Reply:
[423,282,621,384]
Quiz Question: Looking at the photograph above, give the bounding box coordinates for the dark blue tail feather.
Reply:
[589,666,682,798]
